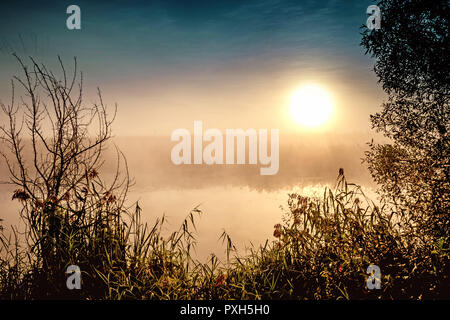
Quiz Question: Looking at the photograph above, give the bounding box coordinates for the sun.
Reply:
[290,84,333,128]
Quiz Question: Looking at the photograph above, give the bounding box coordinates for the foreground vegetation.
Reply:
[0,171,448,299]
[0,0,448,299]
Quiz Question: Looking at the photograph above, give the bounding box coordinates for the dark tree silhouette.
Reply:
[0,56,131,298]
[361,0,449,240]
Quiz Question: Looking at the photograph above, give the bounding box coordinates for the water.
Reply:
[0,135,378,262]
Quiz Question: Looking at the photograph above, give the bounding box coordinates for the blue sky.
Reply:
[1,0,369,66]
[0,0,383,135]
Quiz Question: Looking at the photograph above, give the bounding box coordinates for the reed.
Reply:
[1,170,448,299]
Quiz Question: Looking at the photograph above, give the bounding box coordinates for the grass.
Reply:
[0,171,448,300]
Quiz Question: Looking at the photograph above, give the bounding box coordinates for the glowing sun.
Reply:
[290,84,333,128]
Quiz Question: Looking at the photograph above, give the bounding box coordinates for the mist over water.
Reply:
[0,134,377,261]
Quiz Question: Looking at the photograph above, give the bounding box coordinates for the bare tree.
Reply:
[0,55,130,275]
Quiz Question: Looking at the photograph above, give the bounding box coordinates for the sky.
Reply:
[0,0,385,136]
[0,0,386,259]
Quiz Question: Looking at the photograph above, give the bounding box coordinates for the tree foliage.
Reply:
[361,0,449,240]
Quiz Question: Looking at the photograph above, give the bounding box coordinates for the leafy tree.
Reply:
[361,0,449,241]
